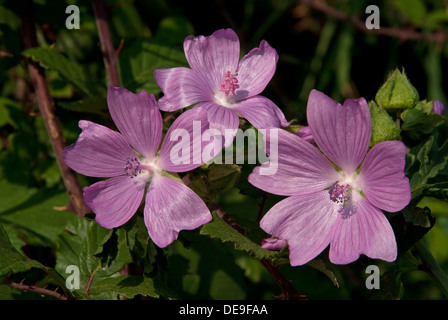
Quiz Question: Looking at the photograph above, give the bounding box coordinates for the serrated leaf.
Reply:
[0,223,45,277]
[208,163,241,193]
[200,212,277,260]
[88,275,159,299]
[409,135,448,199]
[22,47,102,97]
[119,38,187,94]
[401,102,445,134]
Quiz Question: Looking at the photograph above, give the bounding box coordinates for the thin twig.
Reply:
[4,277,69,300]
[93,0,121,87]
[20,0,89,217]
[299,0,448,47]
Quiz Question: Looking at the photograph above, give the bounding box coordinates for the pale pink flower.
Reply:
[63,87,213,248]
[250,90,411,265]
[154,28,289,146]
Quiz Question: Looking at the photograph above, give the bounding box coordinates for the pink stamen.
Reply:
[329,181,351,204]
[124,157,141,178]
[219,71,239,97]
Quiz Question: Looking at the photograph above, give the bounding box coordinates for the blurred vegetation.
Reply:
[0,0,447,300]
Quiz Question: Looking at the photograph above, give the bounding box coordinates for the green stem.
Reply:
[414,238,448,298]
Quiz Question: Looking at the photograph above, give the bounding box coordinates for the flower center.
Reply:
[124,157,142,178]
[329,181,351,204]
[219,71,239,98]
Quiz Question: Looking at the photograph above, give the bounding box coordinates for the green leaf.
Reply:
[208,164,241,193]
[118,38,188,94]
[393,0,427,26]
[55,217,134,295]
[0,179,77,247]
[408,135,448,199]
[0,5,21,30]
[375,68,419,110]
[58,96,107,115]
[401,101,445,135]
[200,212,277,260]
[368,100,400,147]
[0,223,45,277]
[22,47,102,97]
[88,275,159,299]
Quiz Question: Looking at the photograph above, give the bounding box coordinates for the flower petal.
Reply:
[232,96,289,130]
[63,120,136,178]
[144,174,212,248]
[260,191,340,266]
[236,40,278,99]
[107,86,162,160]
[248,128,338,196]
[358,140,411,212]
[154,67,212,111]
[329,197,397,264]
[183,29,240,93]
[296,126,315,144]
[306,90,371,175]
[157,106,223,172]
[84,175,147,229]
[203,102,240,147]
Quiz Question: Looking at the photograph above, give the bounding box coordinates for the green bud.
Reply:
[375,68,419,110]
[368,100,401,146]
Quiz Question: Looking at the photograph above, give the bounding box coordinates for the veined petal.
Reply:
[63,120,136,178]
[260,191,340,266]
[154,67,212,111]
[306,90,371,175]
[84,175,147,229]
[248,128,338,196]
[232,96,289,130]
[203,102,240,147]
[107,86,162,160]
[329,196,397,264]
[358,140,411,212]
[157,106,223,172]
[184,29,240,93]
[236,40,278,99]
[144,174,212,248]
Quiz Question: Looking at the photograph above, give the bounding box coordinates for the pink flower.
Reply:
[63,87,213,248]
[154,28,289,146]
[249,90,411,265]
[432,100,445,115]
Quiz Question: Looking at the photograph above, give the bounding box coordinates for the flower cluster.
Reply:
[64,28,411,266]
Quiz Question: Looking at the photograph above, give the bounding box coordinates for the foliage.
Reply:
[0,0,447,301]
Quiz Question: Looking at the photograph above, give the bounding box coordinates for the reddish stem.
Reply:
[20,0,89,217]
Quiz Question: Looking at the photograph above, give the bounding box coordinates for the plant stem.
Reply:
[414,238,448,298]
[20,0,89,217]
[4,277,69,300]
[299,0,448,47]
[93,0,121,87]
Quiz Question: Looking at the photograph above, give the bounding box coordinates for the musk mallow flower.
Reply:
[249,89,411,266]
[63,86,214,248]
[153,28,289,147]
